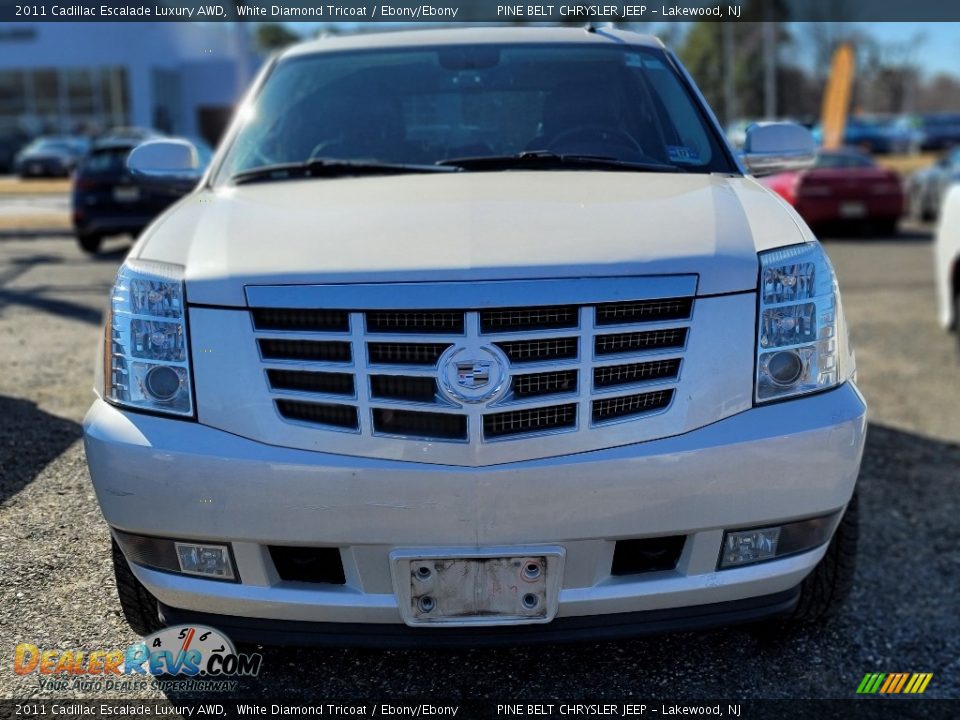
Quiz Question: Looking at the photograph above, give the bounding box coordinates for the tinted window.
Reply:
[81,147,131,174]
[217,43,734,183]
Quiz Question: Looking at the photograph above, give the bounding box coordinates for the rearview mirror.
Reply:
[127,139,204,194]
[741,122,816,176]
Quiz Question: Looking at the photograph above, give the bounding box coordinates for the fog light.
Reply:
[718,510,845,569]
[721,528,780,567]
[175,542,235,579]
[113,529,238,583]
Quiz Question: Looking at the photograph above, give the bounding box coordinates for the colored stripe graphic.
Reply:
[858,672,933,694]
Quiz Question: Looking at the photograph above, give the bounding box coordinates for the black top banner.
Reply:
[4,0,960,22]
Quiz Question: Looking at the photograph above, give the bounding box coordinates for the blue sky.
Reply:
[283,21,960,79]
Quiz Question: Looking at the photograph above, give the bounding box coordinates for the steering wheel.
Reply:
[546,125,645,155]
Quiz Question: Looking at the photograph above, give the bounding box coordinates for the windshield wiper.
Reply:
[436,151,681,173]
[231,158,458,185]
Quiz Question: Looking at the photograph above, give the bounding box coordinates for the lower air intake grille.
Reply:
[611,536,686,575]
[276,399,358,430]
[269,546,346,585]
[484,403,577,438]
[592,390,673,423]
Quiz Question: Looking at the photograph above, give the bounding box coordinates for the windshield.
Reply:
[28,139,76,153]
[216,43,735,184]
[814,152,874,169]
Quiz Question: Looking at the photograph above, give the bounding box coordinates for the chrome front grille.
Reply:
[251,294,691,443]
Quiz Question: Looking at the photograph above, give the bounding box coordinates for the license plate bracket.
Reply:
[839,201,867,218]
[114,186,141,202]
[390,547,564,627]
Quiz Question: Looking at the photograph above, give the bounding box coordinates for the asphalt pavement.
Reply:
[0,220,957,702]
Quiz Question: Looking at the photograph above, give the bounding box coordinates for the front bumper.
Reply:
[84,382,866,633]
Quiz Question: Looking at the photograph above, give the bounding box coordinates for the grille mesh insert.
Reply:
[373,408,467,440]
[268,369,354,396]
[368,343,450,366]
[480,306,578,333]
[594,359,681,388]
[276,399,358,430]
[592,390,673,423]
[370,375,438,403]
[496,337,578,363]
[484,404,577,438]
[259,339,351,363]
[367,310,464,334]
[512,370,578,398]
[595,298,693,325]
[252,308,349,332]
[595,328,687,356]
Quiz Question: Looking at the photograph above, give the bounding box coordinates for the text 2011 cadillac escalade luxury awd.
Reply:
[83,27,866,644]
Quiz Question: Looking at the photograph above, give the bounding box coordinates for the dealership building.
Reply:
[0,23,261,143]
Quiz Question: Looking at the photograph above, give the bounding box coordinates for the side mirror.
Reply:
[741,122,816,176]
[127,139,204,194]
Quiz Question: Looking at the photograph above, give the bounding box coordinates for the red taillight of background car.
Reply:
[73,177,101,191]
[796,179,834,197]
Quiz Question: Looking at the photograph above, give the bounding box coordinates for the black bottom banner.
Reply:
[1,700,957,720]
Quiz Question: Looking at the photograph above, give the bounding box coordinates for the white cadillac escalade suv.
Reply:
[83,27,866,644]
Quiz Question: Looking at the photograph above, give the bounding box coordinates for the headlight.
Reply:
[103,259,193,417]
[756,242,852,403]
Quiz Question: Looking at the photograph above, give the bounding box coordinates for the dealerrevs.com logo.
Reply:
[14,625,261,693]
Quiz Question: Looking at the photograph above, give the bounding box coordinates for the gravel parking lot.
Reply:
[0,217,958,702]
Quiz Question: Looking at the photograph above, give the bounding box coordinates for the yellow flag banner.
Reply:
[820,44,856,150]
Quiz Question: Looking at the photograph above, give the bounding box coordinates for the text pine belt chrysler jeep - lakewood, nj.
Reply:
[83,27,866,644]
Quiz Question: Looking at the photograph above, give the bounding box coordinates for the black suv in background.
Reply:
[71,136,211,253]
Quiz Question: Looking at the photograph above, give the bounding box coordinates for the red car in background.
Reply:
[762,149,904,235]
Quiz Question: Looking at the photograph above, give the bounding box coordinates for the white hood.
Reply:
[134,171,809,306]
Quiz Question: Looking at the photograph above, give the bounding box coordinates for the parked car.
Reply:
[84,28,865,644]
[812,115,913,155]
[13,135,89,177]
[762,148,903,234]
[918,113,960,151]
[71,137,211,253]
[905,146,960,221]
[935,186,960,337]
[0,131,29,173]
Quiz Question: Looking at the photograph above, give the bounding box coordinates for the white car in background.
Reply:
[935,186,960,335]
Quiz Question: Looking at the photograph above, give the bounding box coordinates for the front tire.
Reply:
[76,233,102,254]
[112,538,164,636]
[790,491,859,622]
